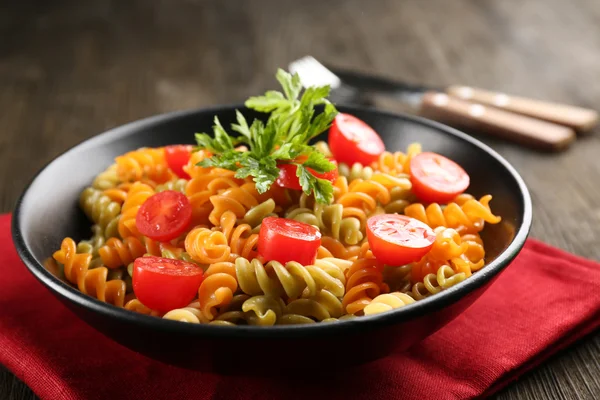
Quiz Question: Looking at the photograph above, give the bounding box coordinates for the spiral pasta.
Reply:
[185,227,231,264]
[117,182,155,239]
[102,185,129,205]
[342,245,390,315]
[317,236,361,260]
[218,211,259,259]
[363,292,415,315]
[197,261,237,320]
[49,128,505,324]
[92,164,121,190]
[338,162,374,181]
[116,147,174,183]
[98,236,161,269]
[53,238,127,307]
[207,294,251,325]
[410,265,466,300]
[200,295,286,326]
[241,198,277,229]
[382,265,412,292]
[185,168,242,226]
[334,172,411,217]
[124,299,161,316]
[410,227,477,282]
[384,186,415,214]
[335,178,390,213]
[76,224,106,257]
[286,194,364,245]
[371,143,421,175]
[79,187,121,239]
[235,257,346,300]
[156,178,188,193]
[280,290,345,324]
[242,295,286,326]
[163,307,206,323]
[460,233,486,272]
[209,183,262,227]
[404,195,501,234]
[313,141,333,158]
[182,149,212,179]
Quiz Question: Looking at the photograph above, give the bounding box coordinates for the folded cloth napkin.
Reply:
[1,213,599,400]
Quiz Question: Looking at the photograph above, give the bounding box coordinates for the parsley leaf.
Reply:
[306,101,337,141]
[245,90,288,113]
[276,68,302,102]
[300,85,330,108]
[253,157,280,194]
[302,151,336,173]
[270,142,303,161]
[195,68,339,203]
[199,151,243,170]
[233,154,259,179]
[231,110,252,141]
[296,164,334,204]
[195,116,237,154]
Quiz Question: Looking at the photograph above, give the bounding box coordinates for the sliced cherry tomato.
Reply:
[410,152,470,203]
[133,256,204,313]
[258,217,321,265]
[165,145,193,179]
[328,113,385,166]
[366,214,436,266]
[135,190,192,242]
[275,159,339,191]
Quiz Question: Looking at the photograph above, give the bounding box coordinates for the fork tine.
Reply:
[289,56,342,89]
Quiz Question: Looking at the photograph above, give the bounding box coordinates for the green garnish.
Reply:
[194,69,338,204]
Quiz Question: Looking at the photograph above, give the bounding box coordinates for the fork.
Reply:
[289,56,587,151]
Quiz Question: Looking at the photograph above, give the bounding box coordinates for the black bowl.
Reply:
[12,105,532,372]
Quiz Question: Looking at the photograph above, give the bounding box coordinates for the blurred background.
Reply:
[1,1,599,399]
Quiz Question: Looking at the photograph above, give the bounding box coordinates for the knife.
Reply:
[289,56,595,151]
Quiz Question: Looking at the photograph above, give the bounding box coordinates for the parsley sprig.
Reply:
[195,69,338,204]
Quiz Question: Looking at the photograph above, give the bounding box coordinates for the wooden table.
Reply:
[1,1,599,398]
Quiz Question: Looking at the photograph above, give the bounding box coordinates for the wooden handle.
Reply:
[419,92,576,151]
[447,85,599,132]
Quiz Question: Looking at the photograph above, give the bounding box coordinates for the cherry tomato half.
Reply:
[133,256,204,313]
[135,190,192,242]
[328,113,385,166]
[275,159,339,191]
[410,152,470,204]
[258,217,321,265]
[366,214,436,266]
[165,145,193,179]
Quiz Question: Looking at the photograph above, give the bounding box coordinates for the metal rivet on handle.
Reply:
[432,93,449,106]
[494,94,510,107]
[469,104,486,117]
[455,86,474,99]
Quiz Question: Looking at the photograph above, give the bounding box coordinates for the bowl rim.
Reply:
[12,103,532,338]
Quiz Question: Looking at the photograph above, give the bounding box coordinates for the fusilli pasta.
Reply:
[116,147,174,183]
[79,187,121,239]
[53,238,127,307]
[404,195,501,234]
[48,102,505,325]
[363,292,415,315]
[117,182,155,239]
[235,257,346,299]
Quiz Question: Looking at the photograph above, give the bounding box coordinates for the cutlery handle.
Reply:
[419,92,576,151]
[446,85,599,132]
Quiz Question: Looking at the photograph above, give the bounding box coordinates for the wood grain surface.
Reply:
[1,0,600,399]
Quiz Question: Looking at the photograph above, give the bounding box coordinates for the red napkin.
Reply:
[1,213,599,400]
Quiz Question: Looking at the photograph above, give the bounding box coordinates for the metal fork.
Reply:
[288,56,369,105]
[288,55,579,151]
